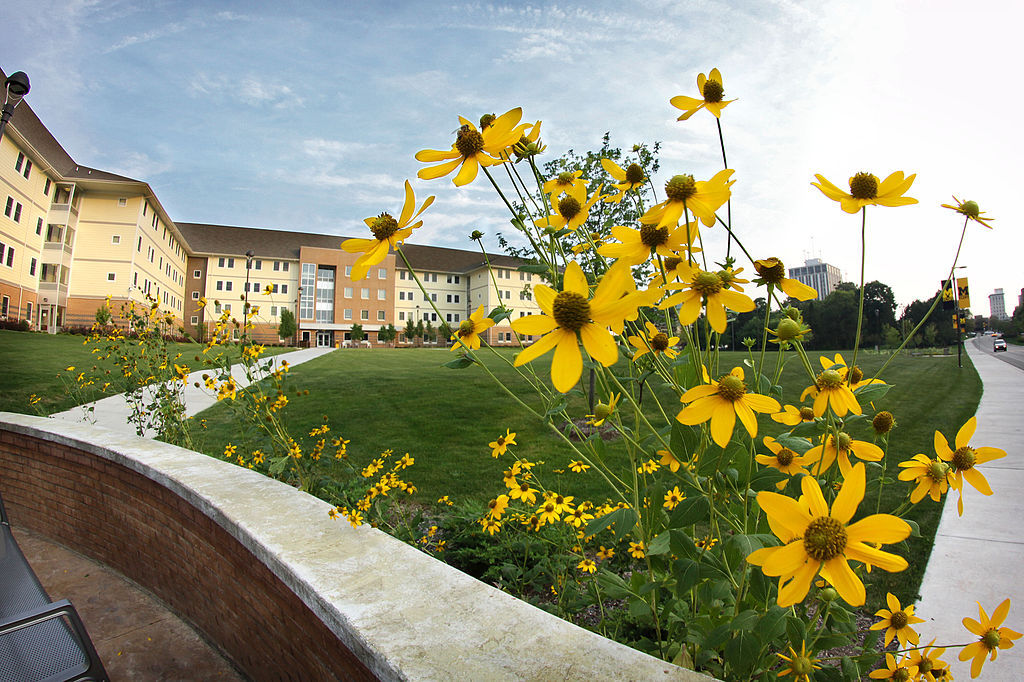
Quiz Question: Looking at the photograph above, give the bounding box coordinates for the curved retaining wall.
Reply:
[0,413,707,681]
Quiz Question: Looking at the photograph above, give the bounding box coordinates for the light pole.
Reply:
[0,71,30,143]
[244,249,255,345]
[954,265,967,368]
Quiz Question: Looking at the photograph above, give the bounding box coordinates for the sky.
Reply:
[3,0,1022,315]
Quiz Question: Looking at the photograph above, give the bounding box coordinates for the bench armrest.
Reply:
[0,598,108,681]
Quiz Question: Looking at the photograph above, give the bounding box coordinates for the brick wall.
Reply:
[0,428,376,681]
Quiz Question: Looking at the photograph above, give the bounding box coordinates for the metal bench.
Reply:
[1,490,108,681]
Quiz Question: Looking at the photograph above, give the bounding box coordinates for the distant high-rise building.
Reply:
[787,258,841,301]
[989,288,1008,320]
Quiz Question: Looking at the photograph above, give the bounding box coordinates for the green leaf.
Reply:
[724,632,760,677]
[648,531,672,556]
[489,307,513,325]
[583,506,637,537]
[517,263,550,274]
[670,495,710,526]
[671,422,701,460]
[775,434,813,454]
[854,383,892,405]
[906,518,921,537]
[789,420,822,438]
[730,609,760,632]
[442,356,476,369]
[544,396,568,417]
[785,615,806,646]
[673,559,700,595]
[840,657,861,681]
[754,605,787,641]
[595,569,633,599]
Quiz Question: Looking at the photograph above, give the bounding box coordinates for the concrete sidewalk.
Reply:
[52,346,335,438]
[915,338,1024,680]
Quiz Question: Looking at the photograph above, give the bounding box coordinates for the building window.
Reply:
[22,160,32,179]
[281,284,288,294]
[377,310,385,321]
[3,197,11,217]
[111,235,121,244]
[344,309,352,320]
[254,260,262,270]
[190,316,199,324]
[29,258,36,276]
[1,296,7,318]
[282,262,289,271]
[454,313,460,322]
[107,273,116,281]
[273,261,280,271]
[400,271,406,280]
[300,263,315,319]
[504,290,510,300]
[399,312,405,321]
[360,309,369,320]
[446,275,461,284]
[35,218,42,235]
[227,258,234,268]
[431,293,437,302]
[14,153,24,172]
[345,265,352,277]
[12,203,21,223]
[378,268,386,279]
[225,281,233,291]
[3,245,14,267]
[118,197,127,207]
[216,281,223,291]
[43,179,51,196]
[193,269,201,278]
[191,291,200,300]
[361,288,369,299]
[218,257,225,267]
[377,289,386,300]
[344,287,353,298]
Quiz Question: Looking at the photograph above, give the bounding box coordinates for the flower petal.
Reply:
[551,332,583,393]
[513,329,563,367]
[512,314,558,336]
[825,557,866,606]
[801,475,829,518]
[579,324,618,367]
[563,261,589,297]
[831,462,865,524]
[846,514,911,544]
[956,417,977,449]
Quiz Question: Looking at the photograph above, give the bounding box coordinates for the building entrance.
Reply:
[316,331,333,347]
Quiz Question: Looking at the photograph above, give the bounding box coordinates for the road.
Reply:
[969,335,1024,371]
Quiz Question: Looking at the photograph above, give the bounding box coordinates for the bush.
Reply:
[0,319,30,332]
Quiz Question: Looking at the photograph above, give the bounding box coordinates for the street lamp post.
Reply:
[0,72,30,143]
[954,265,967,368]
[244,249,255,345]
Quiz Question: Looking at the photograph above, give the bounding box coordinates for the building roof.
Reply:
[175,221,529,273]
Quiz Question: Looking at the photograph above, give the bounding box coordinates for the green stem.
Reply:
[849,207,867,373]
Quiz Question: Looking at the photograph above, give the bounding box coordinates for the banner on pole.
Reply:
[957,277,970,309]
[941,280,955,310]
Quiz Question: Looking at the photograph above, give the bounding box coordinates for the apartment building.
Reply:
[787,258,841,301]
[1,68,540,345]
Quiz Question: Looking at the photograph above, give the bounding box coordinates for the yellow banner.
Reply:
[957,277,970,309]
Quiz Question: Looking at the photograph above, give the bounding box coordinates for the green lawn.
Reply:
[0,329,295,415]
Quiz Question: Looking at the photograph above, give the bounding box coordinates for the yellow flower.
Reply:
[897,454,953,504]
[598,222,692,266]
[196,296,207,310]
[870,593,925,648]
[694,535,718,550]
[600,158,646,203]
[637,459,659,475]
[640,169,734,229]
[415,108,524,186]
[596,545,615,561]
[586,393,620,427]
[480,517,502,535]
[262,284,274,296]
[486,494,510,520]
[451,304,495,351]
[341,180,434,281]
[935,417,1006,516]
[626,322,680,362]
[942,195,994,228]
[904,640,950,682]
[677,367,780,449]
[670,68,736,121]
[488,429,517,457]
[577,558,597,574]
[812,171,917,214]
[746,463,910,607]
[537,500,561,526]
[628,541,645,559]
[800,368,861,418]
[959,598,1022,679]
[659,267,755,334]
[805,430,884,477]
[867,653,918,680]
[508,481,538,505]
[756,436,813,489]
[658,449,682,473]
[771,404,816,426]
[663,486,685,510]
[542,170,585,202]
[775,642,821,682]
[568,460,590,473]
[533,183,603,232]
[511,260,639,393]
[752,257,817,301]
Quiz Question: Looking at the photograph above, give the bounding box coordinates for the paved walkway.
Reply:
[916,337,1024,680]
[51,346,335,437]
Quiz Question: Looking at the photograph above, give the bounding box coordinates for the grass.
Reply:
[0,329,294,415]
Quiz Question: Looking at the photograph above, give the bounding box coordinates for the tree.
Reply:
[277,309,296,342]
[862,281,897,347]
[350,323,364,343]
[404,318,416,344]
[94,305,112,326]
[424,319,435,344]
[414,320,425,346]
[378,323,396,346]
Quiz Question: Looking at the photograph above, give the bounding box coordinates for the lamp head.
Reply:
[4,72,30,104]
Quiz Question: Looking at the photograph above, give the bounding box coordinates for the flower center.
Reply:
[830,432,853,451]
[849,366,864,384]
[640,224,670,248]
[702,78,724,103]
[961,200,980,217]
[496,436,506,446]
[556,171,575,185]
[890,610,908,630]
[457,319,475,336]
[952,446,976,471]
[791,656,814,675]
[893,668,911,682]
[478,113,496,129]
[691,271,723,296]
[625,163,645,184]
[799,407,816,421]
[665,174,697,202]
[651,333,669,351]
[803,516,848,562]
[456,127,485,158]
[552,291,591,332]
[816,369,843,390]
[776,448,796,466]
[873,411,895,434]
[849,172,879,200]
[755,257,786,284]
[918,658,933,674]
[775,318,802,341]
[664,256,683,271]
[717,374,746,402]
[928,459,949,482]
[558,195,582,220]
[370,213,399,241]
[982,628,1002,650]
